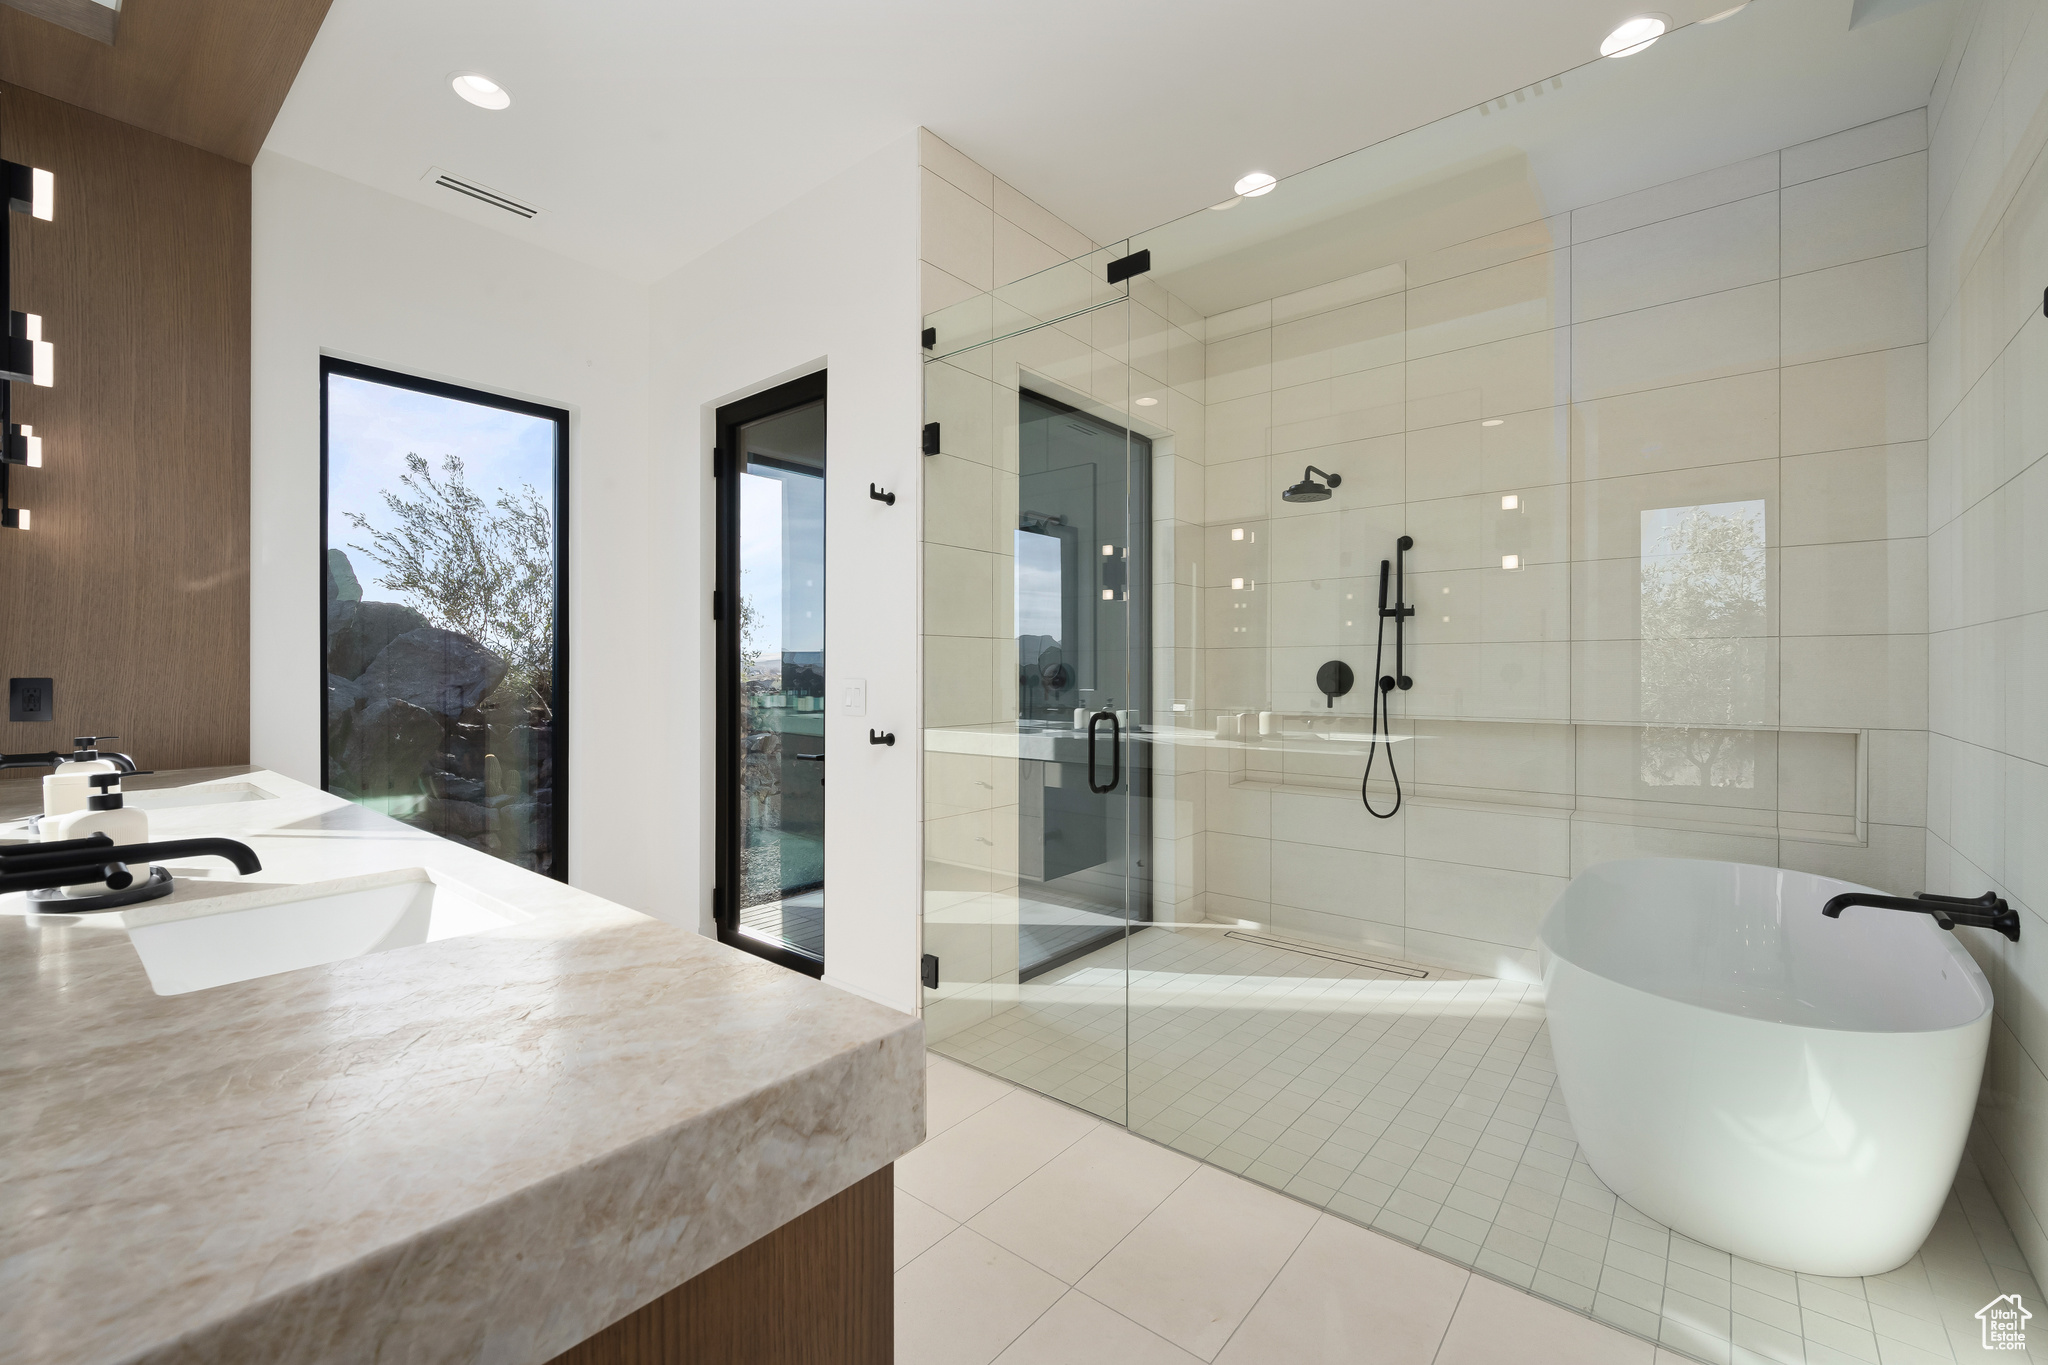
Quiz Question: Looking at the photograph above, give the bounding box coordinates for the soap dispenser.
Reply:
[41,736,131,821]
[43,773,149,895]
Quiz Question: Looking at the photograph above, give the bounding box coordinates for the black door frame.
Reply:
[318,356,572,881]
[714,370,828,978]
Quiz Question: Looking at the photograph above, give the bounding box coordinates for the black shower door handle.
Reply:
[1087,711,1121,794]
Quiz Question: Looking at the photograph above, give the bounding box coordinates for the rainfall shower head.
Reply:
[1281,465,1342,503]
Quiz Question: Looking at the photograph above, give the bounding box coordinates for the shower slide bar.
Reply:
[1363,535,1414,820]
[1378,534,1414,692]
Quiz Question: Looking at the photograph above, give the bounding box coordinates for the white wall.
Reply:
[1924,0,2048,1286]
[249,151,659,915]
[253,136,925,1013]
[645,133,925,1013]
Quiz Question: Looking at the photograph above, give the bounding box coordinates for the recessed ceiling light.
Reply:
[1501,555,1521,570]
[1700,2,1747,19]
[1233,171,1277,198]
[1501,494,1521,510]
[1482,418,1504,427]
[1135,396,1158,406]
[451,73,511,110]
[1600,15,1666,57]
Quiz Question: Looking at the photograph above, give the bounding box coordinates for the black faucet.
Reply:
[0,735,139,774]
[1821,889,2020,942]
[0,833,261,895]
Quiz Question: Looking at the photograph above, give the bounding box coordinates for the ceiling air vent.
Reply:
[422,167,540,220]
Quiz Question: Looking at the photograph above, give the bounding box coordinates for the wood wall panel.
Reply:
[0,0,332,163]
[548,1165,894,1365]
[0,83,249,777]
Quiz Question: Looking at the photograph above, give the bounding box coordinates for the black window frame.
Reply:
[714,370,828,978]
[318,355,572,882]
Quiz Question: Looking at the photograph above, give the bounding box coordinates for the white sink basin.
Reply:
[128,782,279,811]
[122,868,525,996]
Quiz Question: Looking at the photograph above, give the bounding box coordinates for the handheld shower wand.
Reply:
[1363,536,1414,819]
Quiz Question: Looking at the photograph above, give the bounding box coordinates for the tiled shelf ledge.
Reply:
[1212,775,1871,851]
[1207,715,1871,847]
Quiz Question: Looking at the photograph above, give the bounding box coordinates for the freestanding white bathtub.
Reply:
[1540,858,1992,1277]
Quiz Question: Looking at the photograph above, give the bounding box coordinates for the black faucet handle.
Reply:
[0,832,113,863]
[1918,890,2007,909]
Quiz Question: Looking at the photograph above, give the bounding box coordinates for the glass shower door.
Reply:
[1015,389,1152,977]
[921,246,1145,1123]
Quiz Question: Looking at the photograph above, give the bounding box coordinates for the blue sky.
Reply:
[741,472,784,648]
[326,374,555,592]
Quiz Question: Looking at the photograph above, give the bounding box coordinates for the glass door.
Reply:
[716,373,827,977]
[1015,389,1151,979]
[921,246,1145,1123]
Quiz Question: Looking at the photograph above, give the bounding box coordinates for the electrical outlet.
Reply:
[9,677,53,722]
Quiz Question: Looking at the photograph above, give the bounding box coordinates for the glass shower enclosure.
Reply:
[921,3,1953,1358]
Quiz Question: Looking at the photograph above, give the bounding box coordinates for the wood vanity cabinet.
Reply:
[547,1165,892,1365]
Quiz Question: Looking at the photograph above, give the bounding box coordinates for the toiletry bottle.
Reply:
[43,773,149,895]
[42,737,128,821]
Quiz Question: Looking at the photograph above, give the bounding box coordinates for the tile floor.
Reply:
[899,1051,1691,1364]
[924,925,2045,1364]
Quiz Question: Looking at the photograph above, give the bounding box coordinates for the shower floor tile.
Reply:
[929,924,2046,1365]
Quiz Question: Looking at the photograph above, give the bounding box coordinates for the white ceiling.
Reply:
[265,0,1957,285]
[1140,0,1962,312]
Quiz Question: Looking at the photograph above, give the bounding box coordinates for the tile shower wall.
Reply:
[1922,0,2048,1290]
[1184,112,1933,980]
[921,107,1936,1025]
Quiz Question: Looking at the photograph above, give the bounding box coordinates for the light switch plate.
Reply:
[9,677,53,723]
[842,678,867,717]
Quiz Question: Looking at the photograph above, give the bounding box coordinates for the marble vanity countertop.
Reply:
[0,767,923,1365]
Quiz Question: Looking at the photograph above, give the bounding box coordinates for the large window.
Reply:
[320,359,569,878]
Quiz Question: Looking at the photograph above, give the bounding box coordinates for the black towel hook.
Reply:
[869,483,896,506]
[869,729,896,746]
